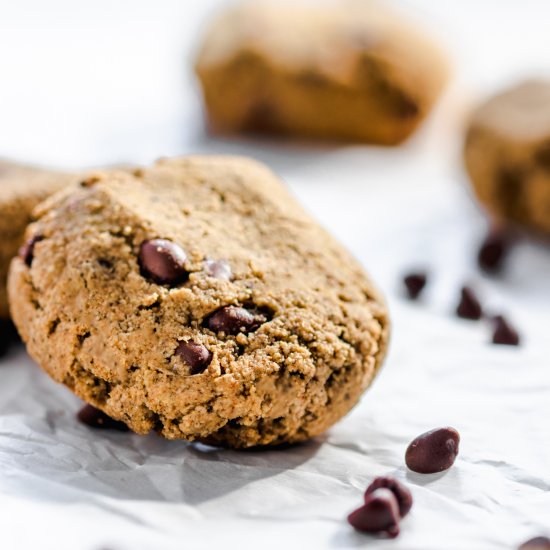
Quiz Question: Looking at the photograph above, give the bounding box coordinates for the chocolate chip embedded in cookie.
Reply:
[205,305,268,335]
[0,161,74,319]
[19,234,45,267]
[464,80,550,235]
[77,404,130,431]
[139,239,189,285]
[175,341,213,375]
[195,1,449,145]
[8,156,389,448]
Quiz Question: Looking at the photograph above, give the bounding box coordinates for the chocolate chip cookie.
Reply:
[9,156,389,448]
[0,160,74,319]
[464,80,550,234]
[195,1,449,145]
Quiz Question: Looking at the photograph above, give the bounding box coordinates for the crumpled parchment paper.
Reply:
[1,1,549,548]
[1,144,549,550]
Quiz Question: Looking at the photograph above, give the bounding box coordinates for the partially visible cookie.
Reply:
[9,156,389,448]
[0,161,74,318]
[464,80,550,234]
[195,0,448,144]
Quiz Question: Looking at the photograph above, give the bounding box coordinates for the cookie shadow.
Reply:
[7,417,325,507]
[180,436,325,505]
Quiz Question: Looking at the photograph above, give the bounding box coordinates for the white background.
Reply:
[0,1,550,549]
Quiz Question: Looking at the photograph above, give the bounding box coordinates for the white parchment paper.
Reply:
[1,1,549,549]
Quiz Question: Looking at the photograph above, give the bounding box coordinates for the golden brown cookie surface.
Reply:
[0,160,73,318]
[195,0,448,144]
[464,80,550,234]
[9,156,389,448]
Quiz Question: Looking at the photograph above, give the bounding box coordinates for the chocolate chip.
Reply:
[478,229,512,274]
[497,167,526,222]
[364,477,413,518]
[347,488,400,538]
[405,427,460,474]
[77,404,129,431]
[0,319,21,358]
[79,175,101,187]
[176,341,213,375]
[403,272,427,300]
[19,234,44,267]
[518,536,550,550]
[138,239,188,285]
[98,258,113,270]
[393,91,419,119]
[206,305,267,335]
[535,142,550,170]
[456,286,483,320]
[492,315,520,346]
[243,102,278,134]
[204,259,232,281]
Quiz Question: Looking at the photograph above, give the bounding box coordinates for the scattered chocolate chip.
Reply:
[347,488,400,538]
[405,427,460,474]
[138,239,188,285]
[518,536,550,550]
[403,272,427,300]
[206,305,267,335]
[204,259,232,281]
[176,341,213,375]
[456,286,483,320]
[77,404,130,431]
[364,477,413,518]
[492,315,520,346]
[19,234,44,267]
[0,319,21,358]
[478,229,512,274]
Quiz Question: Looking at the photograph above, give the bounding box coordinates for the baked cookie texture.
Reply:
[464,80,550,234]
[195,0,449,145]
[9,156,389,448]
[0,161,73,319]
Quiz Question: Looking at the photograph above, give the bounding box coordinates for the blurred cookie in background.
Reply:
[0,161,74,319]
[464,80,550,235]
[195,0,449,145]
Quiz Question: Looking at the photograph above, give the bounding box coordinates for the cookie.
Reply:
[464,80,550,234]
[0,160,74,319]
[195,0,448,145]
[9,156,389,448]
